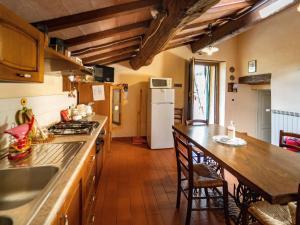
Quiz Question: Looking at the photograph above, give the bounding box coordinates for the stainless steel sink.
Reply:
[0,141,85,225]
[0,216,13,225]
[0,166,59,210]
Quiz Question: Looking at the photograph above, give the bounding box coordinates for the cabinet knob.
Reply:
[64,214,69,225]
[92,175,96,183]
[89,215,95,225]
[92,155,96,161]
[17,73,32,78]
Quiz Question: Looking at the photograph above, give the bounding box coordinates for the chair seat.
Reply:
[193,164,224,188]
[249,201,293,225]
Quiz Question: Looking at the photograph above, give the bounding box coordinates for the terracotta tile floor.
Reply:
[94,140,230,225]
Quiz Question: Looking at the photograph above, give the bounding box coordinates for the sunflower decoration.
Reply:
[20,97,27,107]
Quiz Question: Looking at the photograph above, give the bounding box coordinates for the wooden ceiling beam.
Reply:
[164,42,191,51]
[102,58,132,66]
[65,20,149,47]
[207,0,252,14]
[82,45,139,63]
[191,0,296,53]
[173,30,205,40]
[85,52,135,66]
[32,0,160,32]
[182,19,218,31]
[129,0,220,70]
[71,37,141,56]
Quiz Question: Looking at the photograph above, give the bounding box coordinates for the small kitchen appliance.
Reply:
[149,78,172,89]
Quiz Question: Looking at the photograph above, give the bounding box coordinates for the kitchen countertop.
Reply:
[26,114,107,225]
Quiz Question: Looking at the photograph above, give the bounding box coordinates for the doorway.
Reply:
[257,90,271,142]
[188,59,219,124]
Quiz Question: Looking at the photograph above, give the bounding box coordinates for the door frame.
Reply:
[187,58,220,124]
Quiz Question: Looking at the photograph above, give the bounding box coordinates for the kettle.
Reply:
[86,102,94,116]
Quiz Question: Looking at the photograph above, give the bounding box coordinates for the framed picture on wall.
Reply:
[248,60,257,73]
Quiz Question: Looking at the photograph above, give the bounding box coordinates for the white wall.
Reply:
[235,6,300,137]
[0,71,77,150]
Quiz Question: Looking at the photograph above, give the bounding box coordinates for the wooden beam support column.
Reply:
[129,0,220,70]
[191,0,296,53]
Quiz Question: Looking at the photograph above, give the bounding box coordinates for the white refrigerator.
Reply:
[147,88,174,149]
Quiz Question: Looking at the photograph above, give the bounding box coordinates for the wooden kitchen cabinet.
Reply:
[76,82,123,153]
[82,145,97,225]
[53,144,97,225]
[59,179,83,225]
[0,4,44,82]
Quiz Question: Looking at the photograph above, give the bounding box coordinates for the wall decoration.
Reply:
[229,66,235,73]
[230,75,235,81]
[248,60,257,73]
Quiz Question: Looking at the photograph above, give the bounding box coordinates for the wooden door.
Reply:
[0,4,44,82]
[257,90,271,142]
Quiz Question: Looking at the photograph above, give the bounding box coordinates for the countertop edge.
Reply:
[28,115,107,225]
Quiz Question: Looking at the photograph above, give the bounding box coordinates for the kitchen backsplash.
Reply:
[0,93,77,150]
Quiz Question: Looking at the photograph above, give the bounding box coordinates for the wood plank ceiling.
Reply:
[0,0,269,68]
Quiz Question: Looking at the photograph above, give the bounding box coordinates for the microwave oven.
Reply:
[149,78,172,89]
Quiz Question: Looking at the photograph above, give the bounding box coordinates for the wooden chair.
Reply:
[174,108,184,124]
[185,119,208,126]
[248,184,300,225]
[185,119,208,163]
[173,131,230,225]
[279,130,300,152]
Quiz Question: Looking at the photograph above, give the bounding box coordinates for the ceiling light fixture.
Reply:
[200,24,219,56]
[259,0,294,18]
[201,46,219,56]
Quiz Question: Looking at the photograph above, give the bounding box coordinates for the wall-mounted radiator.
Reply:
[271,110,300,145]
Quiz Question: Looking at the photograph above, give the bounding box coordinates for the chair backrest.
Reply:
[296,184,300,225]
[185,119,208,126]
[279,130,300,152]
[173,131,194,187]
[174,108,184,124]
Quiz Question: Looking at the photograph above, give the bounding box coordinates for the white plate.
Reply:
[213,135,247,146]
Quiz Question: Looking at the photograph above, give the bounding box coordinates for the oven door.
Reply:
[96,128,105,182]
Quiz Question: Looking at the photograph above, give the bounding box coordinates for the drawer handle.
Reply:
[91,155,96,161]
[63,214,69,225]
[92,195,96,203]
[17,73,32,78]
[92,175,96,183]
[89,215,95,225]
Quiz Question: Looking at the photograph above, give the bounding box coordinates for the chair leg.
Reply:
[176,174,181,208]
[223,182,231,225]
[185,188,193,225]
[204,188,210,207]
[197,153,201,163]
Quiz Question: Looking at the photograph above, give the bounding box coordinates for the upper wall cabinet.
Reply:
[0,4,44,82]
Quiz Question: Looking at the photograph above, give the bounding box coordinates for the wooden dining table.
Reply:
[173,124,300,205]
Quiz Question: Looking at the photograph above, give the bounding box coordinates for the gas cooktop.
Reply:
[48,121,100,135]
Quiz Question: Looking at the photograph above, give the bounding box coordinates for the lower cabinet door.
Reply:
[60,180,82,225]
